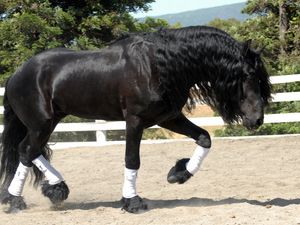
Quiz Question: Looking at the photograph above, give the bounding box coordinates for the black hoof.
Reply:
[0,189,27,213]
[167,158,193,184]
[121,196,148,213]
[42,181,69,205]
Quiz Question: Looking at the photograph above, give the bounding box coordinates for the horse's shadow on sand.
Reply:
[62,197,300,211]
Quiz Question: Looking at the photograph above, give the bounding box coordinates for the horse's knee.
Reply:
[196,133,211,148]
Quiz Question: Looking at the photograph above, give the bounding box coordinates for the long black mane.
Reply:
[118,26,271,123]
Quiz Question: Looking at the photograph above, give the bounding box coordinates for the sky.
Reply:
[131,0,247,18]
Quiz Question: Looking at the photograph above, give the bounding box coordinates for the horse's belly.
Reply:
[53,88,124,120]
[69,110,124,121]
[57,102,124,121]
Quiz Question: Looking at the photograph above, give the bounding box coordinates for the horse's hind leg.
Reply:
[1,129,38,212]
[6,119,69,211]
[0,162,28,212]
[2,130,43,212]
[27,121,69,206]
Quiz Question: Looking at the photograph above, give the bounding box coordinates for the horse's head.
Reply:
[240,75,265,130]
[239,40,272,130]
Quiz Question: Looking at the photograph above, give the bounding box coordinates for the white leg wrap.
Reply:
[122,168,138,199]
[32,155,64,185]
[8,162,30,196]
[186,146,210,175]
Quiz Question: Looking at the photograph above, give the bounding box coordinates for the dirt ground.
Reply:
[1,135,300,225]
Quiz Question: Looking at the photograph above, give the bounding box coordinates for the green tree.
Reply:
[241,0,299,73]
[135,17,169,32]
[0,0,171,84]
[242,0,299,54]
[208,18,241,35]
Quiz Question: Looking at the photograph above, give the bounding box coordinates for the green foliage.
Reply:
[142,129,170,140]
[49,131,96,142]
[208,18,242,35]
[106,128,171,141]
[0,0,164,84]
[215,122,300,137]
[61,115,93,123]
[135,17,169,32]
[0,6,65,81]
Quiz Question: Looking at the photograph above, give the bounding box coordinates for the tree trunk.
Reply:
[279,1,288,55]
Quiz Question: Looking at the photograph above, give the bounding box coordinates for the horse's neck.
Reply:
[166,43,218,86]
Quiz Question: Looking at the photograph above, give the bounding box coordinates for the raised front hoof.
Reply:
[167,158,193,184]
[0,190,27,213]
[42,181,70,205]
[121,196,148,213]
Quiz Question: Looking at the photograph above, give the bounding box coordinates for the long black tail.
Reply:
[0,80,52,190]
[0,82,27,190]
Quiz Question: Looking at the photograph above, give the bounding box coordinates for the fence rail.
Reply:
[269,74,300,84]
[0,74,299,146]
[51,112,300,132]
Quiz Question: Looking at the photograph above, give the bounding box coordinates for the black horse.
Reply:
[0,26,271,213]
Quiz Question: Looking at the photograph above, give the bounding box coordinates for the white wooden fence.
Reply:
[0,74,299,147]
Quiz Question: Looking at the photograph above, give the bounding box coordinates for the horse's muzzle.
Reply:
[242,116,264,130]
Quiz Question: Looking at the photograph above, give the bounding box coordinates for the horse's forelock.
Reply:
[242,48,272,105]
[255,56,272,105]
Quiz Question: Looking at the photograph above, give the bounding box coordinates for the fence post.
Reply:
[95,120,107,144]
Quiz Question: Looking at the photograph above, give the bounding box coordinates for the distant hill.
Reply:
[139,2,249,27]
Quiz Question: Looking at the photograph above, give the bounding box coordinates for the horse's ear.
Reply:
[242,39,252,56]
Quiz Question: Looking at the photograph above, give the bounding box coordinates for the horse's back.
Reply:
[7,36,156,121]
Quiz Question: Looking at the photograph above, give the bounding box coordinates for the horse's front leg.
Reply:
[121,115,148,213]
[159,113,211,184]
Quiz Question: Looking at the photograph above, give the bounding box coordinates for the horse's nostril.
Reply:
[256,118,263,126]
